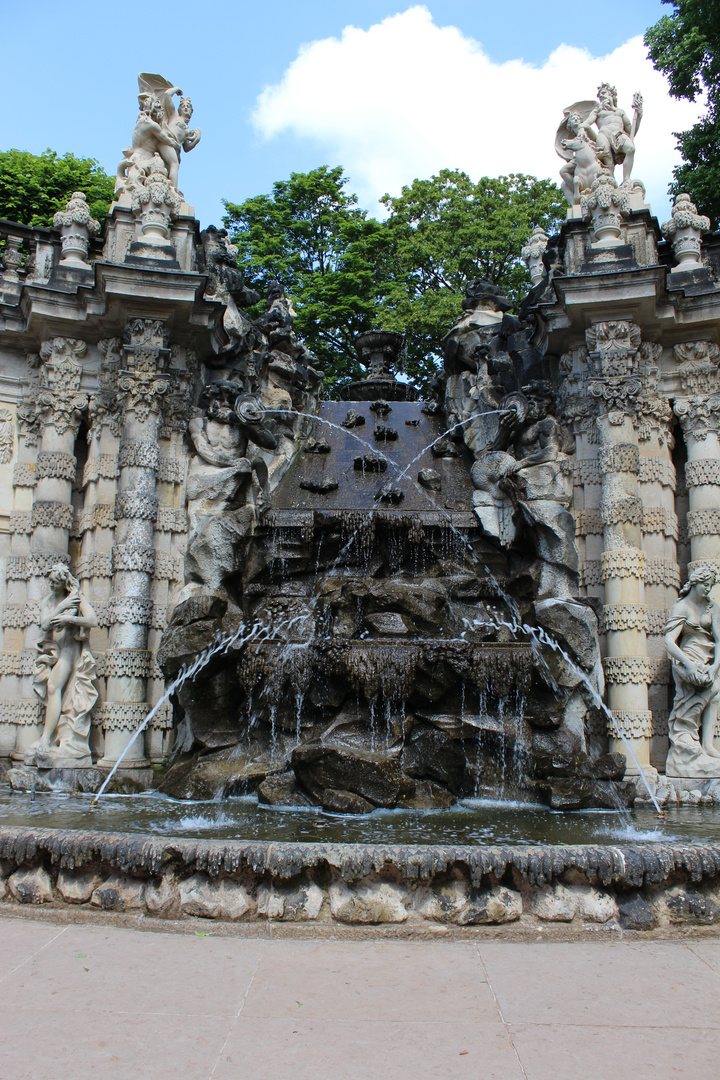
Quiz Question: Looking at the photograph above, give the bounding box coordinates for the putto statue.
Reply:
[665,565,720,778]
[24,565,99,769]
[115,73,201,201]
[556,83,643,205]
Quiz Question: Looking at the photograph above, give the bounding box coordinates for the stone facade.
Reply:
[2,79,720,789]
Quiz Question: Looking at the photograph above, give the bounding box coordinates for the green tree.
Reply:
[223,166,565,396]
[223,166,393,392]
[645,0,720,224]
[377,171,566,390]
[0,149,115,229]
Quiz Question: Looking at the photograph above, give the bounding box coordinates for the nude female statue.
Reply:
[665,565,720,777]
[24,564,98,767]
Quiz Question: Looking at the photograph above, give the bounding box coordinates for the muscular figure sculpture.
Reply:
[584,83,643,182]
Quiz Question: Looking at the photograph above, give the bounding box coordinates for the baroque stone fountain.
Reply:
[155,276,630,815]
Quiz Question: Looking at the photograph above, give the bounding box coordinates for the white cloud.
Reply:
[252,5,704,222]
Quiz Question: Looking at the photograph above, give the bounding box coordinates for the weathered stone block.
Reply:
[526,883,577,922]
[570,885,617,923]
[329,880,408,924]
[618,894,654,931]
[455,886,522,925]
[91,873,146,911]
[179,873,253,920]
[257,882,324,921]
[662,889,720,925]
[145,875,181,918]
[8,867,53,904]
[56,868,103,904]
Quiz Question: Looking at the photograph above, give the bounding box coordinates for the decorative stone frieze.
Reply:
[1,603,40,628]
[114,492,158,521]
[639,457,676,486]
[652,710,669,737]
[118,440,161,471]
[603,657,668,685]
[642,508,679,539]
[112,544,156,573]
[94,702,152,731]
[97,650,154,679]
[6,553,70,580]
[609,710,653,739]
[156,457,184,484]
[9,512,32,534]
[684,459,720,487]
[35,452,77,481]
[83,455,120,485]
[687,510,720,537]
[30,501,74,530]
[75,553,114,579]
[574,459,601,485]
[662,193,710,269]
[579,560,603,588]
[644,610,670,636]
[154,552,183,580]
[12,463,35,487]
[601,547,646,581]
[601,496,643,526]
[602,605,649,632]
[75,504,116,534]
[598,444,639,474]
[107,597,154,625]
[0,699,43,725]
[575,510,603,536]
[644,559,681,589]
[0,651,36,676]
[155,506,188,533]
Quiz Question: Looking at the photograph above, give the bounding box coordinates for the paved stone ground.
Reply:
[1,915,719,1079]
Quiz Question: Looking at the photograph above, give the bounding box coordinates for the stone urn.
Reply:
[662,193,710,270]
[342,330,416,401]
[131,157,182,250]
[52,192,100,269]
[581,170,630,246]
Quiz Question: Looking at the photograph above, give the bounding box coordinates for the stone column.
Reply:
[674,390,720,581]
[12,339,88,757]
[98,319,169,773]
[598,414,653,776]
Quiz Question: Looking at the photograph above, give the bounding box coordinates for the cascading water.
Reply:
[154,391,640,821]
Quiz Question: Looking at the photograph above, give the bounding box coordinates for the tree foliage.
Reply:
[645,0,720,224]
[377,171,566,390]
[223,166,393,391]
[223,166,565,396]
[0,149,115,229]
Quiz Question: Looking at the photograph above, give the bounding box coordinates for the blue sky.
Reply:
[1,1,694,225]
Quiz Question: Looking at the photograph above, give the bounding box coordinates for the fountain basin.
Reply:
[2,800,720,935]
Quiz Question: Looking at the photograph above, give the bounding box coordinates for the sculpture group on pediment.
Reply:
[665,565,720,778]
[556,83,643,206]
[115,73,201,203]
[24,565,98,769]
